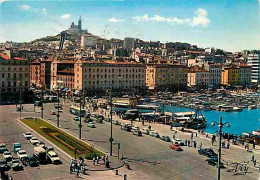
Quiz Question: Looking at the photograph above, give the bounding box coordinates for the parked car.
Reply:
[17,150,28,159]
[47,151,61,164]
[11,159,23,171]
[173,139,185,146]
[21,156,39,167]
[161,136,171,142]
[43,146,54,152]
[131,126,139,133]
[206,157,224,168]
[87,122,96,128]
[0,143,8,153]
[169,144,183,151]
[121,124,132,132]
[0,159,10,171]
[30,137,40,145]
[36,141,45,147]
[73,116,80,121]
[112,120,120,125]
[105,117,111,122]
[13,143,22,153]
[49,110,56,115]
[153,132,160,138]
[141,128,150,135]
[3,151,12,161]
[132,129,142,136]
[198,148,218,158]
[23,132,33,140]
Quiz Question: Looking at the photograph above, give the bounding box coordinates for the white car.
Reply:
[58,108,63,112]
[149,130,155,136]
[23,132,33,140]
[3,151,12,161]
[173,139,185,146]
[30,137,40,145]
[17,150,28,159]
[47,151,61,164]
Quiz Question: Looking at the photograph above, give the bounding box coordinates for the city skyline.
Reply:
[0,0,260,52]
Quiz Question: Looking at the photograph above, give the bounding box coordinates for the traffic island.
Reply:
[20,118,103,159]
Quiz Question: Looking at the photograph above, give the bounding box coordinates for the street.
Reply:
[0,101,259,180]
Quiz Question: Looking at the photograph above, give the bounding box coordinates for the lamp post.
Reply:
[18,79,22,118]
[41,85,44,119]
[57,88,60,127]
[79,91,82,139]
[109,89,113,156]
[211,116,230,180]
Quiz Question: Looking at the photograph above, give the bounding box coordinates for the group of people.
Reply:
[93,155,110,168]
[221,140,230,149]
[70,157,86,178]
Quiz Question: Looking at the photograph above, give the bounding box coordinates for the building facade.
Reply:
[0,52,30,94]
[221,66,239,86]
[239,65,252,86]
[146,64,188,90]
[208,64,222,87]
[51,60,75,90]
[187,67,209,89]
[247,53,260,83]
[124,37,135,52]
[74,60,146,91]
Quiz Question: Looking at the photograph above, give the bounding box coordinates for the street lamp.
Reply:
[57,88,60,127]
[79,90,83,139]
[108,89,113,156]
[17,79,22,118]
[211,116,230,180]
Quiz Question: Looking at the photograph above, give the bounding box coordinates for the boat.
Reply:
[233,107,243,112]
[220,105,233,112]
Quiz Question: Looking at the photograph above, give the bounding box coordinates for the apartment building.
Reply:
[247,53,260,83]
[74,60,146,91]
[239,65,252,86]
[221,66,239,86]
[30,57,52,88]
[207,63,222,87]
[187,66,209,89]
[0,51,30,94]
[146,64,188,90]
[51,60,75,90]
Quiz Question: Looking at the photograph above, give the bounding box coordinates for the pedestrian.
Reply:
[253,141,256,149]
[70,159,74,174]
[93,157,96,165]
[226,141,230,149]
[124,174,127,180]
[195,132,197,137]
[206,133,208,138]
[251,155,255,162]
[194,141,197,148]
[103,155,106,164]
[188,140,190,147]
[222,141,225,148]
[75,167,80,178]
[97,156,99,164]
[199,143,202,150]
[142,120,145,126]
[105,154,108,164]
[253,160,257,167]
[211,139,214,146]
[148,125,151,131]
[170,125,173,131]
[185,140,187,146]
[191,133,193,140]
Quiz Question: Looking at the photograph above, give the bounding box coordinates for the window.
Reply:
[2,73,4,78]
[8,67,11,71]
[19,67,22,71]
[2,82,5,87]
[8,73,10,78]
[19,73,22,78]
[14,73,16,78]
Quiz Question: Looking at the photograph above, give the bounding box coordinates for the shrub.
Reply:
[85,152,100,160]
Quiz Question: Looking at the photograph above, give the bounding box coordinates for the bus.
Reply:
[69,105,86,117]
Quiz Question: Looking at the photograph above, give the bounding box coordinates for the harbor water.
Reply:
[164,105,260,135]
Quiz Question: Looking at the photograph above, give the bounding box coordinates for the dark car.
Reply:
[161,136,171,142]
[11,159,23,171]
[0,144,8,153]
[21,156,39,167]
[206,157,225,168]
[121,124,132,132]
[198,148,218,158]
[0,159,10,171]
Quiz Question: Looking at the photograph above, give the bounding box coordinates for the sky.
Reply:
[0,0,260,52]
